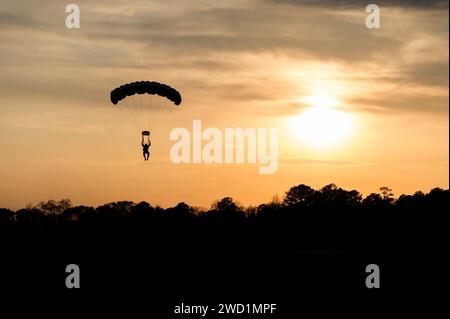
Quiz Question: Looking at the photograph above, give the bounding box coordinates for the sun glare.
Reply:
[290,95,353,148]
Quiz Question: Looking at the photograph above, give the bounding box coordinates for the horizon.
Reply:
[3,182,447,211]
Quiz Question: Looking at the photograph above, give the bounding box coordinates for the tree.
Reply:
[166,202,194,219]
[37,199,72,215]
[380,187,394,203]
[61,206,94,223]
[362,187,395,209]
[212,197,240,213]
[0,208,14,224]
[283,184,315,207]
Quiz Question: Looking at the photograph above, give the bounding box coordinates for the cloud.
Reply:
[267,0,449,9]
[349,92,449,114]
[0,0,447,117]
[403,62,449,87]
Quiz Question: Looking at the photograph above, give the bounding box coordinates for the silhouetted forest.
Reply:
[1,183,447,254]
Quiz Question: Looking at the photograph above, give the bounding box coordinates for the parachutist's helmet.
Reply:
[142,131,150,136]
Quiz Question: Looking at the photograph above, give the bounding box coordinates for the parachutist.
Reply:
[110,81,181,160]
[141,135,151,161]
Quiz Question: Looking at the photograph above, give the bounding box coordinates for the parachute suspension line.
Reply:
[141,94,146,131]
[152,96,161,127]
[117,105,137,130]
[121,99,134,127]
[156,102,175,128]
[123,99,139,128]
[146,95,150,131]
[137,94,141,130]
[131,95,141,129]
[130,98,140,128]
[131,95,141,130]
[155,98,172,128]
[149,94,153,131]
[139,94,144,131]
[123,99,135,127]
[154,97,162,127]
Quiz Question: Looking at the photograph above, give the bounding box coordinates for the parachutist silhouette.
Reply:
[141,136,151,161]
[110,81,181,160]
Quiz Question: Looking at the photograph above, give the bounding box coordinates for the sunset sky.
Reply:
[0,0,448,209]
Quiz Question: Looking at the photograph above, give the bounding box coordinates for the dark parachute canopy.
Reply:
[110,81,182,106]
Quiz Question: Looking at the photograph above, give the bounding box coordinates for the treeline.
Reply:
[0,183,448,253]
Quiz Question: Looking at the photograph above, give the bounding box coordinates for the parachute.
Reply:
[110,81,181,106]
[110,81,182,135]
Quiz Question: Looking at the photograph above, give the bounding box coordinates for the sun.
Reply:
[289,95,353,148]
